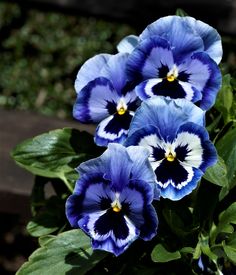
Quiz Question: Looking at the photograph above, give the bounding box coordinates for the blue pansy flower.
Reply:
[117,15,222,64]
[126,36,222,110]
[73,53,139,147]
[125,97,217,200]
[66,143,159,256]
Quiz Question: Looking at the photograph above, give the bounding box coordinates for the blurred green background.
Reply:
[1,2,236,120]
[0,2,135,119]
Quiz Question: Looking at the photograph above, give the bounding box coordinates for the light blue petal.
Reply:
[126,36,173,81]
[117,34,139,53]
[100,53,130,93]
[140,16,204,61]
[128,96,205,139]
[184,16,222,64]
[75,54,111,93]
[73,77,119,123]
[126,145,158,189]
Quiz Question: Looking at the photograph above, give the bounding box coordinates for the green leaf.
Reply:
[203,156,228,187]
[11,128,101,192]
[214,74,233,123]
[27,196,66,237]
[223,235,236,264]
[16,229,107,275]
[210,202,236,243]
[151,244,181,263]
[216,127,236,190]
[175,8,188,17]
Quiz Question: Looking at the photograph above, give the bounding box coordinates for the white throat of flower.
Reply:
[167,64,178,82]
[116,98,127,115]
[111,193,122,212]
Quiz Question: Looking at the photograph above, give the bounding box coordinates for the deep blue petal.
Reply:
[73,77,119,123]
[75,54,111,93]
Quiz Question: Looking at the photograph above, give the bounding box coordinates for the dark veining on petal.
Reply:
[158,64,169,78]
[152,79,186,98]
[106,101,117,115]
[155,158,188,186]
[152,146,165,161]
[104,112,133,134]
[175,145,189,162]
[178,71,190,82]
[94,202,131,240]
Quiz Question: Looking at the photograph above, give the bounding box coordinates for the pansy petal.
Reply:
[95,112,133,146]
[126,146,158,188]
[126,36,174,81]
[176,122,217,172]
[73,77,119,123]
[100,53,130,93]
[178,52,222,110]
[117,34,139,53]
[75,54,111,93]
[91,215,139,256]
[159,166,203,201]
[128,97,205,139]
[184,16,222,64]
[140,16,204,60]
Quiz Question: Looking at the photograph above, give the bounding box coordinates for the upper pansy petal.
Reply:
[100,53,131,93]
[128,97,205,138]
[126,146,158,189]
[73,77,119,123]
[117,34,139,53]
[126,36,174,81]
[75,53,111,93]
[140,16,204,60]
[184,16,222,64]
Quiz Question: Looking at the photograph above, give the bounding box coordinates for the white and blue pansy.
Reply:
[140,15,223,65]
[118,15,222,65]
[126,36,222,111]
[66,144,159,256]
[125,97,217,201]
[73,53,139,147]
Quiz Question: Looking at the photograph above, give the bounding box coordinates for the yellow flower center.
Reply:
[112,204,122,212]
[166,152,175,162]
[117,107,126,115]
[167,74,175,82]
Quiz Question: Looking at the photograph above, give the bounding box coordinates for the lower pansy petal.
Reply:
[95,112,133,146]
[157,164,203,200]
[88,210,139,256]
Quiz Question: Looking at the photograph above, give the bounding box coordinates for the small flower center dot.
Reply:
[166,152,175,162]
[118,107,126,115]
[167,74,175,82]
[112,204,122,212]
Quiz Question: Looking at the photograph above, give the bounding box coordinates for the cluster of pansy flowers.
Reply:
[66,15,222,256]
